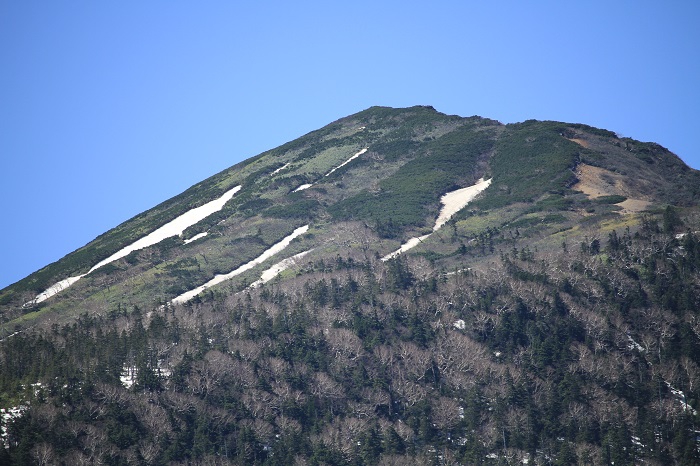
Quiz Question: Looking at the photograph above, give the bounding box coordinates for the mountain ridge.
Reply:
[2,105,698,324]
[1,105,699,464]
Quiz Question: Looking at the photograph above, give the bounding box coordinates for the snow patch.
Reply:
[172,225,309,304]
[32,275,85,304]
[249,249,312,288]
[271,163,290,176]
[183,232,208,244]
[434,178,492,231]
[382,178,491,261]
[382,235,430,261]
[1,405,28,446]
[293,184,313,192]
[325,148,368,177]
[29,185,241,305]
[90,185,242,272]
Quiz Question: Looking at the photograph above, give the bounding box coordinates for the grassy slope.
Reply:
[2,106,699,328]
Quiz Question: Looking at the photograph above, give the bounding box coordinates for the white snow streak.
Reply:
[325,148,368,177]
[32,275,85,304]
[172,225,309,304]
[90,185,242,272]
[29,185,242,304]
[382,178,491,261]
[382,235,431,261]
[293,184,313,192]
[183,232,208,244]
[249,249,312,288]
[433,178,492,231]
[271,163,290,176]
[292,148,368,192]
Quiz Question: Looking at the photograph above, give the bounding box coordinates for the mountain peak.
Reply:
[3,107,698,312]
[2,108,700,464]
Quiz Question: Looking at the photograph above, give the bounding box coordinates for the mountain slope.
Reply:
[1,106,699,464]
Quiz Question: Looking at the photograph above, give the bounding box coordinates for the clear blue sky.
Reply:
[1,1,699,289]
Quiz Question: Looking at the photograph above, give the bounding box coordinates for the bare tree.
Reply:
[139,440,161,466]
[311,372,345,414]
[30,442,55,466]
[326,327,364,361]
[241,389,276,419]
[431,396,461,432]
[187,350,234,398]
[393,378,427,407]
[397,341,431,382]
[681,356,700,394]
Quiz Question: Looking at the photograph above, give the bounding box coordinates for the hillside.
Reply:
[1,106,699,464]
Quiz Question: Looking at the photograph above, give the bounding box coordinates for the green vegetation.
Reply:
[330,124,498,232]
[472,121,581,210]
[2,106,700,465]
[262,198,323,219]
[595,194,628,204]
[507,213,567,229]
[2,216,700,465]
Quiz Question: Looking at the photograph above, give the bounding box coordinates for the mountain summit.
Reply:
[1,106,699,464]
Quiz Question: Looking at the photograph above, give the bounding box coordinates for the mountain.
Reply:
[1,106,699,464]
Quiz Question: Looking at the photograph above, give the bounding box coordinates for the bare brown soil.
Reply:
[573,164,651,213]
[567,138,590,148]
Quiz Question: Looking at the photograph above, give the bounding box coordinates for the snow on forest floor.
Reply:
[382,178,491,261]
[667,382,698,415]
[28,185,242,305]
[171,225,309,304]
[1,405,27,446]
[120,362,172,388]
[1,383,43,446]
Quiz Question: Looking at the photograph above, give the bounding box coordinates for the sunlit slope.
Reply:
[1,106,698,329]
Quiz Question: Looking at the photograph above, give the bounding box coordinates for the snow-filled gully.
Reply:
[248,249,312,289]
[171,225,309,304]
[325,148,367,177]
[29,185,242,304]
[30,153,478,306]
[382,178,492,261]
[32,149,371,305]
